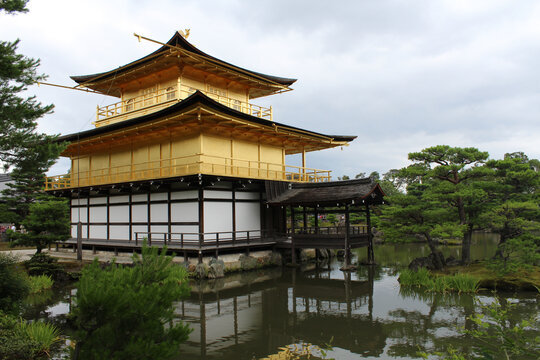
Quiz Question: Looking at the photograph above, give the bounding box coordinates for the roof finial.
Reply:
[178,29,190,39]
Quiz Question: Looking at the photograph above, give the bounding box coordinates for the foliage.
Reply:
[0,253,29,312]
[16,319,60,357]
[72,244,191,360]
[27,275,53,294]
[420,299,540,360]
[24,253,65,280]
[399,268,479,293]
[0,0,64,226]
[481,153,540,271]
[404,146,492,264]
[10,196,70,253]
[0,311,41,360]
[486,235,540,276]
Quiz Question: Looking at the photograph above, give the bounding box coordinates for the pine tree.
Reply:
[0,1,65,225]
[402,146,492,264]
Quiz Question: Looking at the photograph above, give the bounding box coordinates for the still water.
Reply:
[33,234,539,359]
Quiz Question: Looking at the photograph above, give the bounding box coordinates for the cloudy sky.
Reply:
[2,0,539,178]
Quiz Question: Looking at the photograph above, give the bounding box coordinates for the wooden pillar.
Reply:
[366,203,374,264]
[291,206,296,265]
[314,206,319,234]
[76,222,82,261]
[302,206,307,231]
[344,204,351,267]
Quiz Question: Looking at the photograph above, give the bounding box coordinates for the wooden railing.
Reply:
[288,225,369,235]
[133,229,271,248]
[95,84,272,126]
[44,153,331,190]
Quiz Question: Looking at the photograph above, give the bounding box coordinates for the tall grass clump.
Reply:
[398,268,432,287]
[16,320,60,356]
[399,268,480,293]
[445,274,480,293]
[28,274,54,293]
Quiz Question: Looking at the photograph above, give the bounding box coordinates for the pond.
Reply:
[31,233,539,359]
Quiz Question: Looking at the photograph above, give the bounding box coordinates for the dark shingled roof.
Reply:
[58,91,356,144]
[265,178,386,206]
[71,31,296,87]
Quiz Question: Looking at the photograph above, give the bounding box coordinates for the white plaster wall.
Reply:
[71,208,87,223]
[89,225,107,239]
[170,225,199,245]
[204,190,232,199]
[109,205,129,223]
[150,225,168,235]
[171,202,198,222]
[109,195,129,204]
[204,202,232,237]
[132,225,148,241]
[151,192,167,201]
[235,202,260,231]
[132,204,148,222]
[150,203,168,222]
[71,198,87,206]
[89,197,107,205]
[89,206,107,223]
[171,190,198,200]
[132,194,148,202]
[109,225,129,240]
[235,192,259,200]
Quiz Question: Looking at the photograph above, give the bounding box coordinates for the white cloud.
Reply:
[2,0,539,178]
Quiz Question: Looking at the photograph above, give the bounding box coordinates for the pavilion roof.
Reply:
[265,178,386,206]
[70,31,296,97]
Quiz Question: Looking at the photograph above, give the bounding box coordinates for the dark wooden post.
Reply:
[366,203,375,264]
[76,222,82,261]
[344,204,351,267]
[314,206,319,234]
[291,206,296,265]
[302,206,307,232]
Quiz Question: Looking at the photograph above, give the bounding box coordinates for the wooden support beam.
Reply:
[366,203,375,264]
[344,204,351,267]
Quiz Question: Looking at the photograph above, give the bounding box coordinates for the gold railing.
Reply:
[95,84,272,126]
[44,153,331,190]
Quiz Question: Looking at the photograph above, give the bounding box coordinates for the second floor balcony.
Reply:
[94,84,273,127]
[44,153,331,190]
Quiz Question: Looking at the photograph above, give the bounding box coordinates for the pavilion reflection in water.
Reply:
[174,264,386,359]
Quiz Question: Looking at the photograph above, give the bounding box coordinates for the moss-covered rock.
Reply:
[239,254,258,271]
[437,263,540,292]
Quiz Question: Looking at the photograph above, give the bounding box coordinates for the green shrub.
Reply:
[16,319,60,357]
[0,311,41,360]
[27,275,53,294]
[24,253,65,280]
[0,253,29,312]
[72,244,191,360]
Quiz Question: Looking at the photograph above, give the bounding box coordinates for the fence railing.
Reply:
[133,229,276,249]
[44,153,331,190]
[288,225,369,235]
[95,83,272,126]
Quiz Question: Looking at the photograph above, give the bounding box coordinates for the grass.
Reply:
[399,268,479,293]
[27,274,54,293]
[17,320,60,356]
